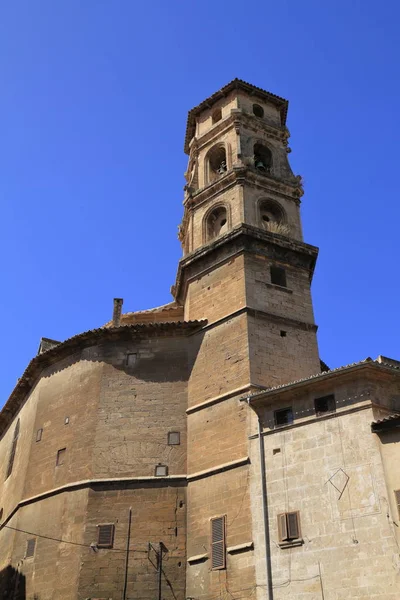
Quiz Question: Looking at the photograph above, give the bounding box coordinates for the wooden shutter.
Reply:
[395,490,400,518]
[26,538,36,558]
[287,512,300,540]
[6,419,20,479]
[97,524,115,548]
[211,516,226,570]
[277,513,288,542]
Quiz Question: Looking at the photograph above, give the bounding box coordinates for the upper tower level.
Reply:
[179,79,304,255]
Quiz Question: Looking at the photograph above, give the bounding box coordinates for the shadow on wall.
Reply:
[0,565,26,599]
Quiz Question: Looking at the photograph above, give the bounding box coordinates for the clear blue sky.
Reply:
[1,1,399,406]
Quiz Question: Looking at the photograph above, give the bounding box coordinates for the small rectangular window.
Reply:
[314,395,336,416]
[278,512,301,543]
[56,448,66,466]
[97,524,115,548]
[270,266,287,287]
[126,353,137,367]
[211,516,226,570]
[155,464,168,477]
[26,538,36,558]
[36,428,43,442]
[395,490,400,519]
[64,417,69,425]
[168,431,180,445]
[274,407,293,428]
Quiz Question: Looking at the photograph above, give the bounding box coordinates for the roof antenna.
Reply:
[112,298,123,327]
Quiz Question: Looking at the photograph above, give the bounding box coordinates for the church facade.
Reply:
[0,79,399,599]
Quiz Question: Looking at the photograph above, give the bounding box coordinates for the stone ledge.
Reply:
[187,552,208,564]
[187,457,250,482]
[227,541,254,554]
[278,539,303,549]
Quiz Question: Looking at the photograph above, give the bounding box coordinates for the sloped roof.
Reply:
[184,78,289,154]
[371,414,400,432]
[246,357,400,402]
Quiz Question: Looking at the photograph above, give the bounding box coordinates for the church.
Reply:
[0,79,399,599]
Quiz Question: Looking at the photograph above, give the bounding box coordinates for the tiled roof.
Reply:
[246,357,400,401]
[184,78,289,154]
[371,414,400,432]
[0,320,205,437]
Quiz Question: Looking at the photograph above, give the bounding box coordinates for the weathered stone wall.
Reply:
[249,377,400,600]
[0,330,192,600]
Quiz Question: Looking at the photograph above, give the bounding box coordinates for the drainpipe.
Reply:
[247,398,274,600]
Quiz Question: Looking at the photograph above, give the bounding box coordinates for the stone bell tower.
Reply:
[174,79,321,393]
[174,80,322,599]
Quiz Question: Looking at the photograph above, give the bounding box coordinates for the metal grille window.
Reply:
[395,490,400,518]
[277,512,301,543]
[26,538,36,558]
[211,516,226,570]
[97,524,115,548]
[314,394,336,416]
[168,431,180,445]
[6,419,20,480]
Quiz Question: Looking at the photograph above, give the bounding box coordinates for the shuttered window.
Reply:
[97,524,115,548]
[211,516,226,570]
[395,490,400,518]
[26,538,36,558]
[278,512,301,542]
[6,419,20,480]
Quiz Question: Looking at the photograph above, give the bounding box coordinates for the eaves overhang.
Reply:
[184,78,289,154]
[0,320,205,438]
[371,414,400,433]
[245,359,400,405]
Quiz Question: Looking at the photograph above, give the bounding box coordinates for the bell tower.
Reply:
[174,79,320,393]
[174,80,322,599]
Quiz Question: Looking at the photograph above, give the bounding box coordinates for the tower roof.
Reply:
[184,78,289,154]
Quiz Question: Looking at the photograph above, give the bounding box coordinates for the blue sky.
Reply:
[1,1,399,406]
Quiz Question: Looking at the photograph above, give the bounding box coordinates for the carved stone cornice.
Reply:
[174,223,319,303]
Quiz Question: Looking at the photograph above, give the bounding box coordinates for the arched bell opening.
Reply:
[259,200,289,236]
[206,145,227,184]
[206,205,228,241]
[253,143,272,174]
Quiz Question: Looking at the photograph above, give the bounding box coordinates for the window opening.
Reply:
[126,352,137,367]
[259,200,287,234]
[36,428,43,442]
[395,490,400,518]
[314,395,336,416]
[278,512,301,543]
[280,331,287,337]
[155,464,168,477]
[270,266,287,287]
[64,417,69,425]
[212,108,222,124]
[26,538,36,558]
[56,448,66,466]
[211,516,226,570]
[168,432,180,445]
[274,407,293,428]
[97,524,115,548]
[254,143,272,173]
[207,206,228,241]
[253,104,264,118]
[6,419,20,480]
[208,146,227,183]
